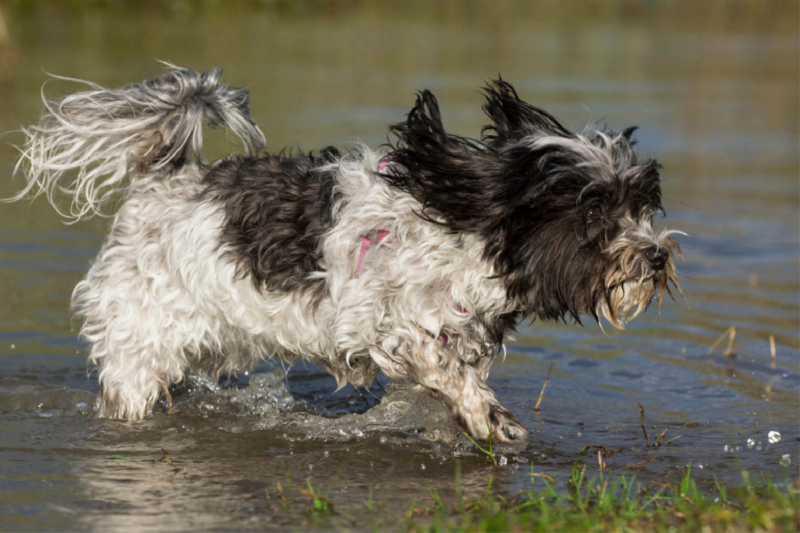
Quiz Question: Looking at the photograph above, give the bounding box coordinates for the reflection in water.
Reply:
[0,1,797,530]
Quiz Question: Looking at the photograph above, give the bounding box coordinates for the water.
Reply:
[0,2,798,530]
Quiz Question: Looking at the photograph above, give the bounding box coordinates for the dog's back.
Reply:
[202,150,342,294]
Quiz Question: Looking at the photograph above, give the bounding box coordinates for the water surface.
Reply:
[0,2,797,530]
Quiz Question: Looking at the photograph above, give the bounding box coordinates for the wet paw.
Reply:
[489,404,528,444]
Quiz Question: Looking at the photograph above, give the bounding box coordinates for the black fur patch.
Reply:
[202,148,341,292]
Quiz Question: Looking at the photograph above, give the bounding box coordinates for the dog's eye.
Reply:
[586,206,603,222]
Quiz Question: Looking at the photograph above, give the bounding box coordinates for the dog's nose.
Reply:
[645,246,669,271]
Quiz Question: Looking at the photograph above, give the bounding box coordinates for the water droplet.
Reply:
[779,454,791,467]
[723,444,730,452]
[421,463,426,470]
[756,442,762,451]
[498,456,508,466]
[768,431,781,444]
[323,451,329,457]
[577,432,582,437]
[747,438,755,449]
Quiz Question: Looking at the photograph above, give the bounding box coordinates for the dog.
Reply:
[8,66,681,444]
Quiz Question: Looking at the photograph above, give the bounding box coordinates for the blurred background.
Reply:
[0,1,797,530]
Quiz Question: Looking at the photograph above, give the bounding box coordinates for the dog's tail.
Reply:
[7,64,266,221]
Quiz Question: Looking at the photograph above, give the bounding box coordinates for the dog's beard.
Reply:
[598,237,683,329]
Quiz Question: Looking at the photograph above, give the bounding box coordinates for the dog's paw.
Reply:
[489,404,528,444]
[456,401,528,445]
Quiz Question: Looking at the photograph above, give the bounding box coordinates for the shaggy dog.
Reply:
[9,67,681,443]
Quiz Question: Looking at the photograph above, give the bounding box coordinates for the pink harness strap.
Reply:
[355,230,389,278]
[377,155,392,171]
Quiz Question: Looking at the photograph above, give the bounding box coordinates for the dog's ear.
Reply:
[386,90,507,233]
[391,90,449,149]
[481,79,573,145]
[389,89,491,179]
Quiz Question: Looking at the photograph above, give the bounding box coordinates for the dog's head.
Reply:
[387,79,682,328]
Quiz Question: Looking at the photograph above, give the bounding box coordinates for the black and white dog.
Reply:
[10,67,681,443]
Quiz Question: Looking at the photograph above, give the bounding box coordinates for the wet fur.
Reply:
[8,67,681,444]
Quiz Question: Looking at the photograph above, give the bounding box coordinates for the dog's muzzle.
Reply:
[645,246,669,271]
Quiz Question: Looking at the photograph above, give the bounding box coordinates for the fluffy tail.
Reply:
[7,65,266,221]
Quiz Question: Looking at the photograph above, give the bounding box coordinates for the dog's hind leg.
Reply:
[81,306,190,420]
[79,295,188,420]
[73,201,196,420]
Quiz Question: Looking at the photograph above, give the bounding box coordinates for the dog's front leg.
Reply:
[377,337,527,444]
[445,361,527,444]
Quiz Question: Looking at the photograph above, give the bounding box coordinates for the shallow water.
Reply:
[0,2,798,530]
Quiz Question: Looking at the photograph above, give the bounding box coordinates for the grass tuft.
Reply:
[265,463,798,532]
[405,465,799,532]
[462,424,497,465]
